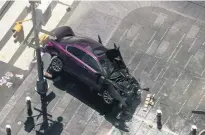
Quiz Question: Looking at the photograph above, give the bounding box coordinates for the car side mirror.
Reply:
[95,72,104,84]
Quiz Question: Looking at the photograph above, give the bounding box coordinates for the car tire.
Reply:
[103,90,114,104]
[50,56,63,73]
[52,26,75,40]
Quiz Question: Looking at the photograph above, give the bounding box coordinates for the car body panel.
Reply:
[42,36,139,95]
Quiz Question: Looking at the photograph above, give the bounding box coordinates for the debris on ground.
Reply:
[6,82,13,88]
[143,94,155,112]
[15,74,24,79]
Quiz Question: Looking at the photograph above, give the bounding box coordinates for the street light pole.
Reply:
[29,0,49,132]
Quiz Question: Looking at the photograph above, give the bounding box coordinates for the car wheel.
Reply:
[52,26,75,40]
[50,56,63,72]
[103,90,114,104]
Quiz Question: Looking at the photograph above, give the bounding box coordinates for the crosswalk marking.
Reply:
[0,1,10,16]
[0,13,32,64]
[0,1,27,41]
[0,1,28,63]
[0,0,74,71]
[14,2,70,70]
[14,46,34,71]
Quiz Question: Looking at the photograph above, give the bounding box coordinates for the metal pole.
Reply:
[29,1,49,132]
[30,1,43,80]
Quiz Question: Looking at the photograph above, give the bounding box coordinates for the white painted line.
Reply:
[155,82,166,96]
[59,0,75,6]
[159,68,166,79]
[164,116,170,125]
[173,43,183,59]
[119,28,128,42]
[128,51,138,64]
[177,33,186,48]
[201,69,205,76]
[167,34,185,62]
[129,33,139,47]
[147,40,160,55]
[176,100,187,115]
[0,1,28,41]
[149,60,159,74]
[132,61,141,74]
[14,3,69,70]
[188,38,197,52]
[154,68,164,81]
[153,93,162,107]
[184,55,193,69]
[14,46,35,70]
[65,103,83,129]
[0,1,7,9]
[148,31,157,44]
[183,80,192,94]
[160,27,169,40]
[160,63,170,79]
[173,72,182,86]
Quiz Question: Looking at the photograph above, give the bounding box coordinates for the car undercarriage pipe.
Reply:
[156,109,162,130]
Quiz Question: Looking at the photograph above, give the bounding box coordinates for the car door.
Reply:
[65,45,89,83]
[81,53,102,90]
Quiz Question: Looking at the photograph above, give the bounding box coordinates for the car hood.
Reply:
[105,49,127,71]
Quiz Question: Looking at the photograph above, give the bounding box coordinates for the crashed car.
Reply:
[41,26,149,107]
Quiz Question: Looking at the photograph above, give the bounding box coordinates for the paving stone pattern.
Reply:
[1,1,205,135]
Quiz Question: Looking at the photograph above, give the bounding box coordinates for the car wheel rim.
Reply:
[51,58,63,72]
[103,90,113,104]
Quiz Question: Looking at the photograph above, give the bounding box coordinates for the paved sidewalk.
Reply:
[1,1,205,135]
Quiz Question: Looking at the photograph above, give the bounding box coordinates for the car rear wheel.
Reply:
[50,56,63,72]
[103,90,114,104]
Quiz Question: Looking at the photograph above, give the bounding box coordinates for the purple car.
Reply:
[42,26,149,106]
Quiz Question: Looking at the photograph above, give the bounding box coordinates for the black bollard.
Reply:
[156,109,162,130]
[6,125,11,135]
[191,125,197,135]
[26,96,32,117]
[24,96,35,132]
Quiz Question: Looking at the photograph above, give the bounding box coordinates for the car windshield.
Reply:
[98,55,115,76]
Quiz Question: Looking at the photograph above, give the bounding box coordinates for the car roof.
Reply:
[59,36,107,56]
[59,36,104,49]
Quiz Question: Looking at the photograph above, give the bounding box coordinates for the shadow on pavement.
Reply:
[53,71,141,132]
[34,116,64,135]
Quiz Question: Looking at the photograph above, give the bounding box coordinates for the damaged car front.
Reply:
[97,46,144,107]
